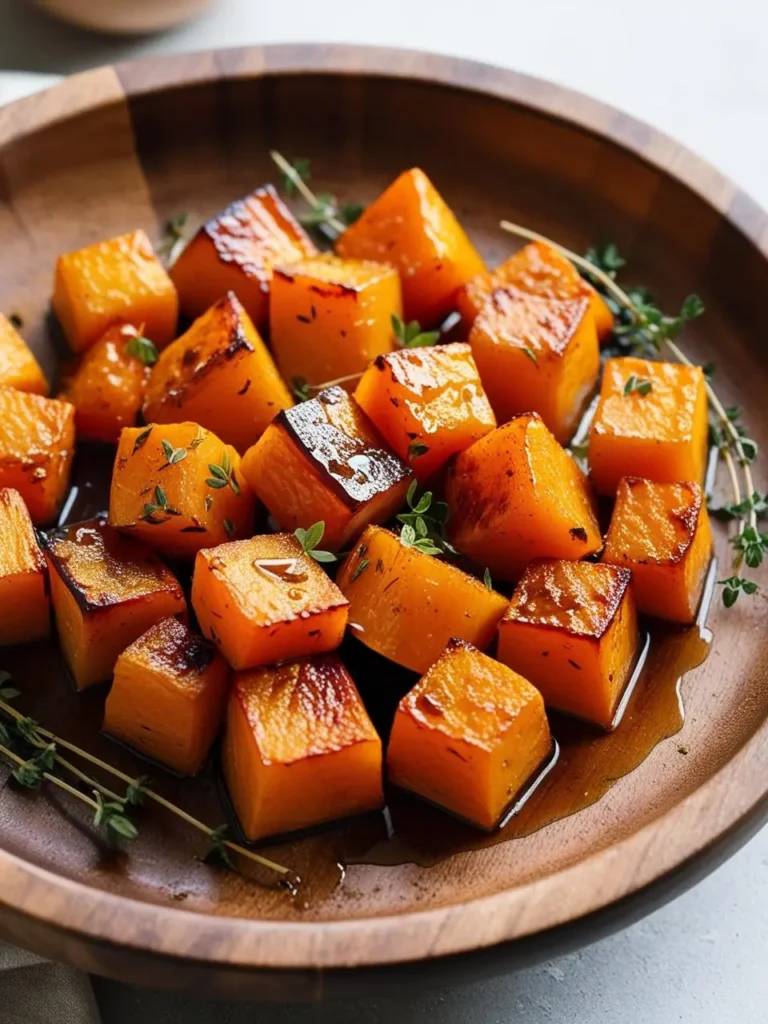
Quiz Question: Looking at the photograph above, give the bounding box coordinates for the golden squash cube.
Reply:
[191,534,349,671]
[387,639,552,830]
[223,654,384,841]
[0,313,48,395]
[40,516,186,690]
[446,413,601,582]
[588,356,708,495]
[498,559,639,728]
[0,488,50,646]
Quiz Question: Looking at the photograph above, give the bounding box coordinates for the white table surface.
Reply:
[1,2,766,1021]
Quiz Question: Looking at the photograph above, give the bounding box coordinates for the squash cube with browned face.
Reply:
[0,388,75,525]
[387,639,552,830]
[588,356,708,495]
[142,292,292,453]
[192,535,349,671]
[40,517,186,690]
[446,413,602,582]
[0,488,50,646]
[169,185,317,331]
[223,654,384,841]
[241,386,412,551]
[109,422,256,559]
[498,560,639,729]
[603,477,713,624]
[469,288,599,443]
[53,229,178,353]
[354,342,496,481]
[104,616,229,775]
[0,313,48,395]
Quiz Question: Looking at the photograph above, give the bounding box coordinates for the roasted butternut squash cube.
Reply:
[104,616,229,775]
[241,386,412,551]
[52,229,178,353]
[457,240,614,341]
[0,489,49,646]
[223,654,383,841]
[142,292,292,453]
[498,559,639,728]
[270,254,401,389]
[0,314,48,395]
[109,422,256,559]
[59,323,150,443]
[192,535,348,671]
[353,342,496,481]
[169,185,317,330]
[387,639,552,830]
[40,517,186,690]
[588,357,708,495]
[336,526,508,675]
[446,413,601,581]
[469,288,599,443]
[0,388,75,525]
[336,168,485,326]
[603,477,712,624]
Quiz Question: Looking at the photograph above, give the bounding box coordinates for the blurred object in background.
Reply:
[34,0,213,34]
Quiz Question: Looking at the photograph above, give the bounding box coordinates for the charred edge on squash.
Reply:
[505,567,633,640]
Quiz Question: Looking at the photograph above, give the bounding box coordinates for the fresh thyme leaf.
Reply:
[709,491,768,522]
[12,757,44,789]
[400,523,417,547]
[583,243,626,279]
[205,824,235,868]
[124,776,149,807]
[391,314,440,349]
[0,685,20,701]
[158,212,189,265]
[522,346,538,364]
[340,202,364,225]
[132,426,153,456]
[294,521,337,564]
[125,335,159,366]
[93,791,138,842]
[408,441,430,459]
[140,484,180,522]
[282,157,311,197]
[350,557,370,582]
[160,439,187,467]
[223,518,236,539]
[396,484,453,556]
[718,575,759,607]
[731,525,768,570]
[206,451,240,495]
[483,568,493,590]
[702,361,716,381]
[292,376,312,402]
[15,715,42,744]
[623,374,653,396]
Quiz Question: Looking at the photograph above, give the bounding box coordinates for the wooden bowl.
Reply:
[0,45,766,1001]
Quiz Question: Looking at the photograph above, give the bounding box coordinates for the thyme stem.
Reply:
[0,741,99,811]
[270,150,346,234]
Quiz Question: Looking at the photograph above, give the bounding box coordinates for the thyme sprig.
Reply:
[270,151,362,241]
[157,212,189,266]
[396,482,455,556]
[391,314,440,349]
[140,485,181,523]
[290,372,364,403]
[124,335,159,366]
[294,521,337,563]
[206,450,240,495]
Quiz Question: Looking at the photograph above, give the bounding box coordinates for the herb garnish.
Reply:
[292,376,313,403]
[125,335,159,366]
[391,314,440,349]
[157,212,189,265]
[132,426,153,456]
[206,450,240,495]
[270,151,363,241]
[294,521,337,563]
[623,375,653,397]
[483,568,493,590]
[709,492,768,522]
[407,441,430,459]
[140,485,181,523]
[223,518,236,539]
[159,439,187,468]
[396,481,455,556]
[350,547,370,582]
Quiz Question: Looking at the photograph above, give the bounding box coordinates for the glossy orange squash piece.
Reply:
[353,342,496,481]
[270,254,401,389]
[603,477,713,624]
[336,526,508,675]
[223,654,383,841]
[192,534,349,671]
[40,516,186,690]
[387,639,552,830]
[142,292,292,453]
[498,559,639,728]
[241,386,412,551]
[336,168,486,326]
[0,388,75,525]
[0,314,48,395]
[446,413,601,581]
[588,356,708,495]
[109,423,255,559]
[468,288,599,443]
[169,185,317,330]
[59,323,150,443]
[0,489,50,646]
[52,229,178,353]
[457,240,614,342]
[104,616,230,775]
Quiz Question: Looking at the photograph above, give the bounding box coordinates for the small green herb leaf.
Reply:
[160,439,187,467]
[623,374,653,396]
[294,521,337,564]
[158,212,189,265]
[483,568,493,590]
[205,824,235,868]
[731,525,768,570]
[391,314,440,349]
[408,441,430,459]
[206,451,240,495]
[718,575,759,607]
[709,491,768,522]
[132,426,152,456]
[282,157,311,197]
[223,519,236,539]
[583,243,626,279]
[93,791,138,842]
[125,335,159,366]
[350,557,370,582]
[522,346,538,364]
[292,376,312,402]
[140,484,181,523]
[124,776,149,807]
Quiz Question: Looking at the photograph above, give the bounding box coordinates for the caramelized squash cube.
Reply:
[192,535,348,671]
[223,654,383,841]
[457,240,614,341]
[142,292,292,453]
[353,342,496,481]
[0,313,48,394]
[336,168,485,326]
[104,616,229,775]
[469,288,599,442]
[498,559,639,728]
[241,386,412,551]
[270,254,401,389]
[603,477,713,624]
[336,526,508,675]
[588,357,708,495]
[59,323,150,443]
[53,229,178,353]
[0,388,75,525]
[387,639,552,829]
[109,423,256,559]
[0,489,49,646]
[446,413,601,581]
[40,517,186,690]
[169,185,317,330]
